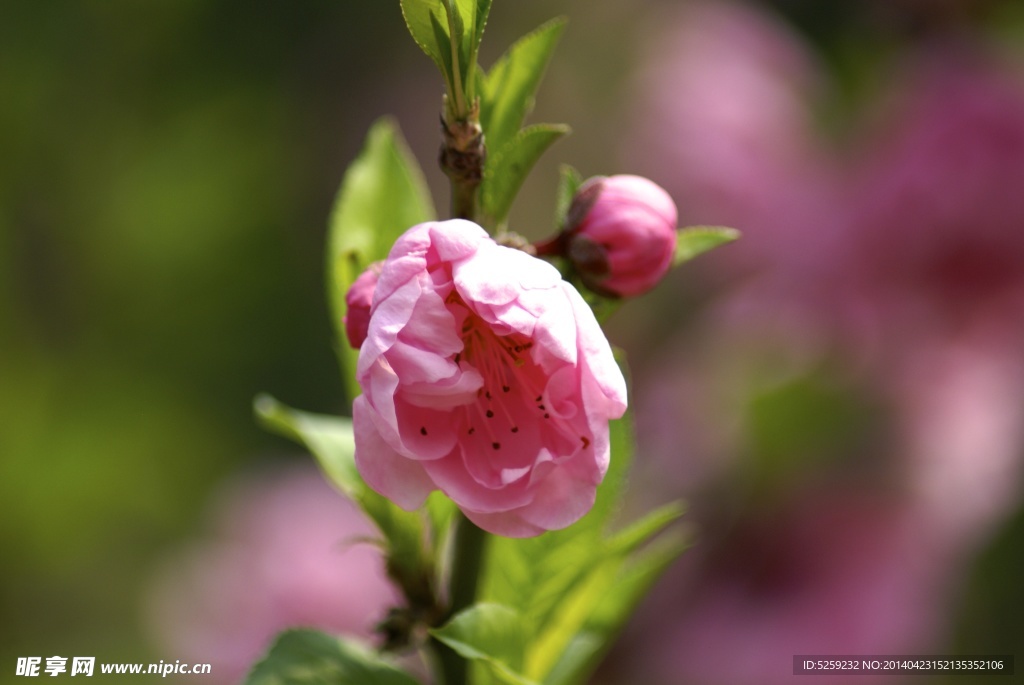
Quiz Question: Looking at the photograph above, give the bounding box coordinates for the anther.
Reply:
[544,413,550,419]
[486,410,494,418]
[420,427,427,436]
[511,427,519,433]
[502,385,510,393]
[468,427,475,435]
[580,436,590,448]
[492,442,501,450]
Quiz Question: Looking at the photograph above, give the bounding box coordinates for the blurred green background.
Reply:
[0,1,640,680]
[3,1,1024,684]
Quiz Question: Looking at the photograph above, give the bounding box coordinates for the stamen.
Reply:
[492,442,501,450]
[420,427,427,436]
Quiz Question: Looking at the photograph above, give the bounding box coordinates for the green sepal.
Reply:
[553,164,583,231]
[245,629,422,685]
[327,118,435,402]
[673,225,741,266]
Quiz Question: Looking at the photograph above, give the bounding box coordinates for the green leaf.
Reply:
[253,395,429,587]
[400,0,454,90]
[254,393,360,498]
[245,629,422,685]
[553,164,583,230]
[480,18,567,158]
[606,501,686,555]
[327,118,435,401]
[673,225,741,266]
[481,123,569,226]
[401,0,492,105]
[543,533,689,685]
[525,528,688,684]
[430,603,537,685]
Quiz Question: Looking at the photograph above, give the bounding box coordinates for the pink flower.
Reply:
[353,219,627,537]
[344,262,382,349]
[564,175,678,297]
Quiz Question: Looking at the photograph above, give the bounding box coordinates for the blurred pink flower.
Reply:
[615,488,952,685]
[147,465,397,684]
[893,332,1024,551]
[625,0,840,284]
[562,175,678,298]
[354,219,627,537]
[844,49,1024,356]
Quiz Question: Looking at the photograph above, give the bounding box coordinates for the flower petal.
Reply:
[353,396,435,510]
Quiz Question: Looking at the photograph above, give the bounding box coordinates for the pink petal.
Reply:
[462,509,546,538]
[353,396,435,509]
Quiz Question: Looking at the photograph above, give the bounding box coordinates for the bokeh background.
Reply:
[3,1,1024,683]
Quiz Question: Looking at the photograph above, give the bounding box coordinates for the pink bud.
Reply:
[343,262,382,349]
[566,175,678,297]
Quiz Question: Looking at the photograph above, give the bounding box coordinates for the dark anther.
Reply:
[581,436,590,448]
[492,442,501,450]
[468,427,476,435]
[538,404,545,410]
[511,427,519,433]
[420,427,427,436]
[544,413,550,419]
[485,391,491,399]
[535,396,543,402]
[502,385,510,393]
[486,410,494,418]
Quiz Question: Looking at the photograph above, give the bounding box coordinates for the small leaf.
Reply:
[673,225,741,266]
[401,0,492,105]
[245,629,422,685]
[430,604,537,685]
[254,394,360,498]
[327,118,435,401]
[481,123,570,226]
[606,501,686,555]
[253,395,429,586]
[544,533,689,685]
[480,18,567,157]
[554,164,583,230]
[400,0,454,92]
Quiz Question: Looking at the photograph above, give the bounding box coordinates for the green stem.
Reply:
[431,513,489,685]
[451,175,478,221]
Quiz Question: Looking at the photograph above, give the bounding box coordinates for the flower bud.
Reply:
[343,262,382,349]
[565,175,678,297]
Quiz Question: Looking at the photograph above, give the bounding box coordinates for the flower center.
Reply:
[444,295,584,461]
